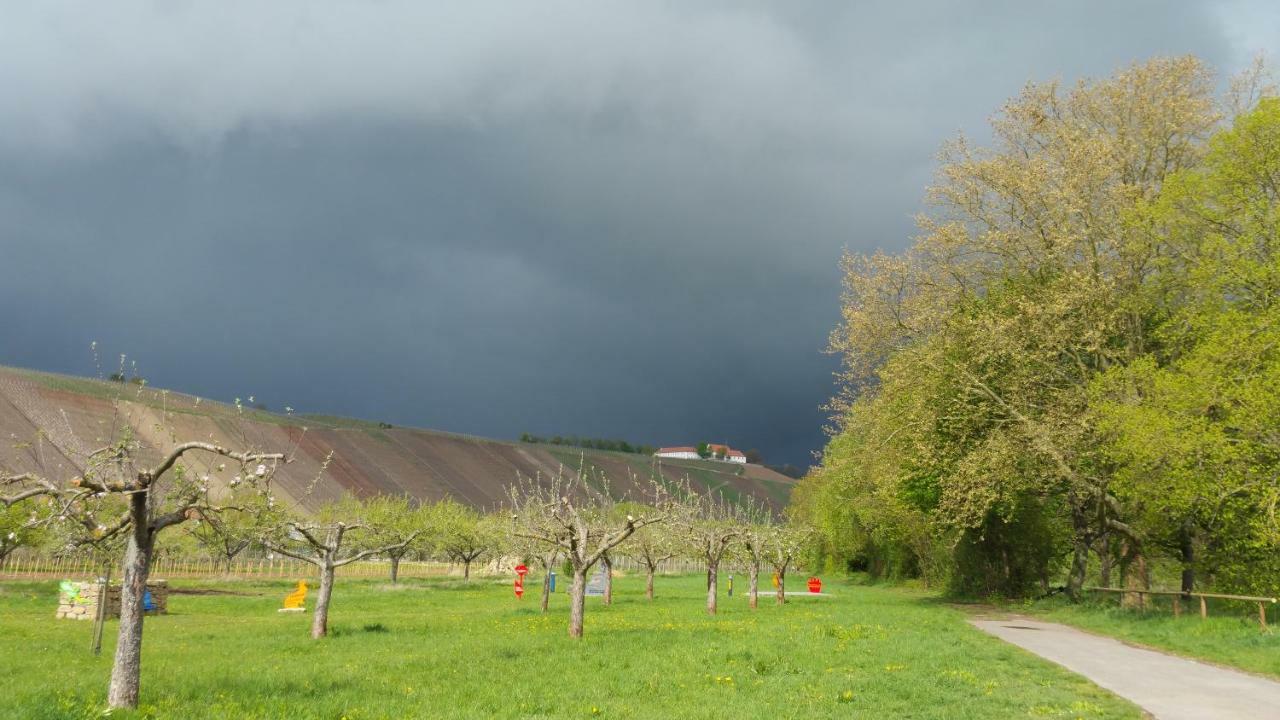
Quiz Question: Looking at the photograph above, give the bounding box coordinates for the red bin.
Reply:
[807,577,822,594]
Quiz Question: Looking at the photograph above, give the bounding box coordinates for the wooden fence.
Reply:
[0,555,451,581]
[0,553,706,582]
[1086,586,1277,630]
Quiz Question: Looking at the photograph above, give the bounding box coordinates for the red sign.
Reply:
[514,575,525,598]
[514,564,529,577]
[807,577,822,594]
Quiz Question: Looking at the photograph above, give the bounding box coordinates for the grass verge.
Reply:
[1014,594,1280,679]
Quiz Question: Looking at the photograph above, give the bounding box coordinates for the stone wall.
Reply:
[55,579,169,620]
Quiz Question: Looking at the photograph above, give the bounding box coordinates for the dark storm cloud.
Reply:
[0,1,1273,465]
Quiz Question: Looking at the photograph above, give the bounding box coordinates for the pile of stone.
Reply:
[55,579,169,620]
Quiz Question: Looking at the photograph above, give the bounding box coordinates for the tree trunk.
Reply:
[645,564,655,600]
[706,562,718,615]
[107,494,154,710]
[389,555,401,584]
[312,563,335,639]
[1066,504,1091,601]
[463,557,472,581]
[1120,542,1149,610]
[1179,523,1195,595]
[748,560,759,609]
[540,570,551,613]
[1067,537,1089,601]
[1098,541,1113,588]
[568,568,587,638]
[775,567,786,606]
[602,555,613,606]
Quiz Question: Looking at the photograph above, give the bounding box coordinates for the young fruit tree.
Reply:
[436,498,499,581]
[678,490,744,615]
[736,500,774,610]
[2,438,285,710]
[360,494,437,583]
[504,516,562,613]
[767,524,813,605]
[260,496,419,639]
[0,501,45,570]
[185,501,265,575]
[625,503,678,600]
[507,470,665,638]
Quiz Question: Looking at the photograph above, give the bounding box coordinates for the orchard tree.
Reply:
[505,519,562,613]
[766,524,813,605]
[2,437,285,710]
[736,501,774,609]
[0,501,45,570]
[261,496,419,639]
[628,508,678,600]
[678,490,744,615]
[507,469,665,638]
[437,499,499,581]
[186,503,265,575]
[361,494,437,583]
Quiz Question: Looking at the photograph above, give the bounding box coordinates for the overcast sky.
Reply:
[1,2,1276,467]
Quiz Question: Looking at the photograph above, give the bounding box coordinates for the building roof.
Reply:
[707,443,746,457]
[655,446,699,454]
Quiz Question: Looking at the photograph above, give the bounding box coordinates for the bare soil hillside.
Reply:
[0,367,797,513]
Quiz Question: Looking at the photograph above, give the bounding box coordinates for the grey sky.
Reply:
[1,1,1275,466]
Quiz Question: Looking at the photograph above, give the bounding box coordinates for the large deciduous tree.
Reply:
[805,55,1267,600]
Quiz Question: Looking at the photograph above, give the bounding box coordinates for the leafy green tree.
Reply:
[813,56,1234,600]
[361,495,438,583]
[436,499,499,581]
[0,502,45,570]
[1094,97,1280,596]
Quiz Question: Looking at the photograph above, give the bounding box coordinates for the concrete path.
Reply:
[969,617,1280,720]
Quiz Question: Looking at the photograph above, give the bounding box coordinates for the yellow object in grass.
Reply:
[282,580,307,610]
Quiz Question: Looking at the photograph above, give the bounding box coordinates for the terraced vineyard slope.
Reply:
[0,366,797,513]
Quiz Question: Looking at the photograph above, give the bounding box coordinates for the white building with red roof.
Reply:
[653,446,700,460]
[654,444,748,463]
[707,444,747,464]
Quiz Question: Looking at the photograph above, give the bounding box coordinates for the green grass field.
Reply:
[1019,595,1280,680]
[0,575,1141,719]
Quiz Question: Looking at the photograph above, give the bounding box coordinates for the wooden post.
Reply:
[1259,602,1268,631]
[1200,595,1208,619]
[92,566,112,656]
[1173,595,1181,618]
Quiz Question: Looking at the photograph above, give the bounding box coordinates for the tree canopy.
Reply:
[798,56,1280,599]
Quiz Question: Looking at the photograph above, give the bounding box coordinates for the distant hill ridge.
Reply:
[0,366,796,513]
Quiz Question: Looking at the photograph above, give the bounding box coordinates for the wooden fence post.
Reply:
[1200,595,1208,619]
[1259,602,1268,631]
[1173,595,1181,618]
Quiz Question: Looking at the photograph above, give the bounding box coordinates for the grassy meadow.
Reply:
[0,574,1142,719]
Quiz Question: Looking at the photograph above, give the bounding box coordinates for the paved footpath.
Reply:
[969,617,1280,720]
